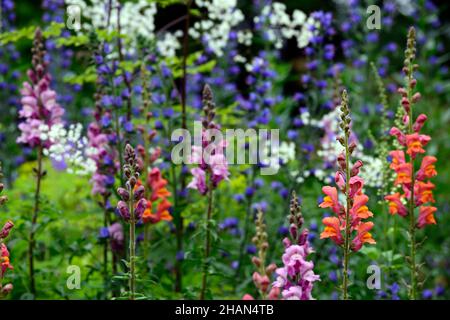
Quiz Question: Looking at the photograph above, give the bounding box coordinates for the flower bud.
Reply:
[348,142,357,154]
[282,237,291,248]
[401,97,410,113]
[267,287,280,300]
[251,256,261,267]
[134,198,147,220]
[129,176,137,188]
[259,275,270,293]
[412,92,421,103]
[350,160,363,177]
[1,283,13,296]
[337,152,346,170]
[252,272,262,288]
[117,201,130,221]
[298,229,309,246]
[397,87,407,96]
[0,195,8,205]
[413,114,427,133]
[289,223,298,240]
[134,185,145,200]
[0,220,14,239]
[266,263,277,275]
[117,187,129,201]
[335,171,345,191]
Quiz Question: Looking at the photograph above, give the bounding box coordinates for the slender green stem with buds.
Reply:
[29,145,43,297]
[128,184,136,300]
[200,180,214,300]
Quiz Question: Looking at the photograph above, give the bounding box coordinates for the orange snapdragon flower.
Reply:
[405,133,430,159]
[142,199,173,224]
[320,217,343,245]
[416,156,437,181]
[417,206,437,229]
[1,243,13,277]
[350,194,373,219]
[352,222,376,251]
[384,193,408,217]
[394,163,412,185]
[389,150,405,170]
[415,181,435,205]
[319,186,342,215]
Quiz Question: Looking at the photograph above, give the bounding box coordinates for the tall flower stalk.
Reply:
[17,28,64,297]
[272,192,320,300]
[242,209,279,300]
[188,85,229,300]
[116,144,147,300]
[384,27,438,300]
[319,90,376,300]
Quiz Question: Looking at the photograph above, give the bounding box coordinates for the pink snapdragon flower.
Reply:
[271,192,320,300]
[17,28,64,148]
[188,85,230,195]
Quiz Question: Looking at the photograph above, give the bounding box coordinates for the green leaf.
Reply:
[359,246,380,260]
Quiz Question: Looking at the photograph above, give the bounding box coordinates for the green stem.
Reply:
[200,181,214,300]
[235,196,253,281]
[342,134,351,300]
[407,65,417,300]
[128,187,136,300]
[103,196,110,295]
[29,145,43,298]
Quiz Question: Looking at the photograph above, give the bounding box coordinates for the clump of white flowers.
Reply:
[41,123,97,175]
[67,0,157,39]
[67,0,174,56]
[261,140,296,173]
[189,0,244,57]
[157,30,183,58]
[254,2,319,49]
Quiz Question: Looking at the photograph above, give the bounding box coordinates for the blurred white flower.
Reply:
[43,123,97,176]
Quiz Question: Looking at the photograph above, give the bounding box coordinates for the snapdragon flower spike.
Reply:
[272,192,320,300]
[17,28,64,148]
[187,85,230,195]
[319,90,376,252]
[116,144,145,300]
[319,90,375,300]
[384,27,438,300]
[384,27,438,229]
[243,209,279,300]
[117,144,146,223]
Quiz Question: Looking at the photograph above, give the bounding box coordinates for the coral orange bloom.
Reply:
[389,150,405,170]
[394,162,412,185]
[320,217,343,245]
[350,194,373,219]
[152,187,171,201]
[142,199,173,224]
[1,243,13,276]
[417,206,437,229]
[405,133,430,158]
[352,222,376,251]
[416,156,437,181]
[319,186,342,214]
[384,193,408,217]
[415,181,435,205]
